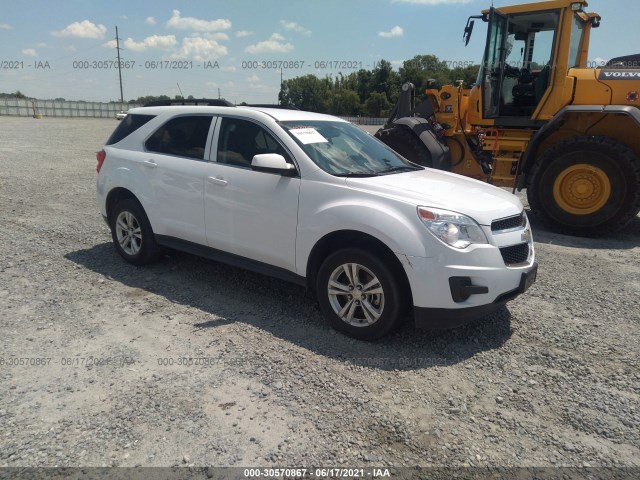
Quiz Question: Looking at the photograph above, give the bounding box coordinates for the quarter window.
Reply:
[145,115,213,160]
[106,114,155,145]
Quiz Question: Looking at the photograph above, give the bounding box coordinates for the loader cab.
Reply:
[480,7,560,125]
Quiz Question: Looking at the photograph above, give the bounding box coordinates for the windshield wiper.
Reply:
[377,165,422,175]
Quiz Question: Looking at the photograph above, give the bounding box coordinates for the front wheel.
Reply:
[316,248,407,340]
[527,136,640,236]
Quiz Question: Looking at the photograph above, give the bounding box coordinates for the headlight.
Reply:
[417,206,488,249]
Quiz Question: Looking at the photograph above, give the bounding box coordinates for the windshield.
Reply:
[281,120,422,177]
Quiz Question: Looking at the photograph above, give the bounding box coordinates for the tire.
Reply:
[375,125,433,167]
[527,136,640,236]
[315,248,408,341]
[109,199,159,265]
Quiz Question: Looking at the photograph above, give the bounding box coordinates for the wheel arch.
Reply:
[517,105,640,190]
[305,230,412,304]
[105,187,140,223]
[525,134,640,235]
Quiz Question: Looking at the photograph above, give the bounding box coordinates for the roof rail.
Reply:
[244,104,300,110]
[143,99,234,107]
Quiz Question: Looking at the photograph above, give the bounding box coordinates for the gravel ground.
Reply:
[0,117,639,474]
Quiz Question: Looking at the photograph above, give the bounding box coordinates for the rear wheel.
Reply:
[110,199,159,265]
[527,136,640,236]
[316,248,408,341]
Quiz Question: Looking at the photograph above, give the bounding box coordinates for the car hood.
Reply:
[345,168,523,226]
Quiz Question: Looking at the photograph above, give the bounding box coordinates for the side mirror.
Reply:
[251,153,297,176]
[463,20,475,46]
[463,15,483,46]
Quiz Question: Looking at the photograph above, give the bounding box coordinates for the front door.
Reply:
[204,117,301,272]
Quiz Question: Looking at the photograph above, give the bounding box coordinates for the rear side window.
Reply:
[145,115,213,160]
[106,114,156,145]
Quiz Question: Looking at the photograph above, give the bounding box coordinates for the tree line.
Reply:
[278,55,480,117]
[2,54,480,115]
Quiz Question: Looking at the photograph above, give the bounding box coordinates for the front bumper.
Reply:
[413,261,537,329]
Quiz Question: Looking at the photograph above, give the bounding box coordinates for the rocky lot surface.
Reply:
[0,117,638,473]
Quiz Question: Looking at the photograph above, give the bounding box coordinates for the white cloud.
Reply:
[22,48,38,57]
[236,30,253,38]
[200,32,229,41]
[378,25,404,38]
[247,74,260,83]
[66,45,77,53]
[120,15,128,20]
[166,10,231,32]
[245,33,293,54]
[36,42,48,48]
[280,20,311,36]
[0,24,14,30]
[145,16,156,25]
[52,20,108,39]
[393,0,473,4]
[103,39,117,49]
[171,36,228,61]
[124,35,177,52]
[591,57,607,66]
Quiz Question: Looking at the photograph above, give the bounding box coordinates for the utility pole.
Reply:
[115,26,124,103]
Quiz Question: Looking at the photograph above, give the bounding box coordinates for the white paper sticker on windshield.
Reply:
[289,127,328,144]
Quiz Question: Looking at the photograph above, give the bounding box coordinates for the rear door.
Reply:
[204,116,301,271]
[143,114,216,245]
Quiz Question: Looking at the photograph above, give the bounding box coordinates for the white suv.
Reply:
[96,102,537,340]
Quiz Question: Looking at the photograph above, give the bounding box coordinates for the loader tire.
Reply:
[375,125,433,167]
[527,136,640,236]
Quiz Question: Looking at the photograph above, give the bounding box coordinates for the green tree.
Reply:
[353,69,372,104]
[371,59,399,103]
[450,64,481,88]
[399,55,450,93]
[364,92,391,117]
[14,90,27,99]
[279,74,329,112]
[129,95,170,105]
[326,89,360,116]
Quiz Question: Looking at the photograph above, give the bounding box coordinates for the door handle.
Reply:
[143,160,158,168]
[207,176,228,186]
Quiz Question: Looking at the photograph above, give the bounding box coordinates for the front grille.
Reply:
[500,243,530,266]
[492,211,526,232]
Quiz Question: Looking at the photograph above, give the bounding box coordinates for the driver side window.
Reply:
[216,118,290,168]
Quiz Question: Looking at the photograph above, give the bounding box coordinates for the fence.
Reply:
[0,98,386,123]
[0,98,139,118]
[341,116,386,125]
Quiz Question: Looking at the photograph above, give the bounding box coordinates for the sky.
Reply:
[0,0,637,104]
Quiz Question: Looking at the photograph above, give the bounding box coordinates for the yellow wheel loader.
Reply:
[375,0,640,236]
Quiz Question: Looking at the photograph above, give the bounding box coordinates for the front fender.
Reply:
[295,179,431,277]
